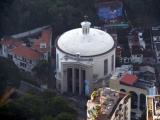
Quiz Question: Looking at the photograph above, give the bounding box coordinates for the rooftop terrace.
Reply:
[87,87,126,120]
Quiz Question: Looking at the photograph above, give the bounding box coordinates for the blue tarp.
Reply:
[97,2,123,20]
[85,80,89,96]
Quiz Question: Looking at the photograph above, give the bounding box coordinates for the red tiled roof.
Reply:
[120,74,138,85]
[11,45,42,60]
[131,45,143,54]
[0,37,24,47]
[33,28,52,53]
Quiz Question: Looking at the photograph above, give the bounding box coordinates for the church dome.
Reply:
[57,21,115,57]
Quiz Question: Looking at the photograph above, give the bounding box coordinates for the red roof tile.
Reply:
[11,45,41,60]
[0,37,24,47]
[120,74,138,85]
[33,28,52,53]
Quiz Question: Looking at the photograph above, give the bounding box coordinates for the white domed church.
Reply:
[55,21,115,96]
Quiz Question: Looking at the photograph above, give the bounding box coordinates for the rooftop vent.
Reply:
[81,21,91,35]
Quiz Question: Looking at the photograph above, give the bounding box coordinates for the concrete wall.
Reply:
[11,54,38,72]
[93,48,115,79]
[111,95,131,120]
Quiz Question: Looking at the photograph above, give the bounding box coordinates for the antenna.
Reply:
[84,15,88,21]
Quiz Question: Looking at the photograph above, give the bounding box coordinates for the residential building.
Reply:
[10,45,42,71]
[0,26,52,72]
[128,30,144,64]
[130,46,143,64]
[55,21,116,96]
[151,26,160,63]
[146,95,160,120]
[87,87,131,120]
[143,49,155,65]
[109,65,157,119]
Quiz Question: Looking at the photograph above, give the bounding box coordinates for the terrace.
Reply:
[87,87,126,120]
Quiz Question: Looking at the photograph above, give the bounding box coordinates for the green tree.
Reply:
[41,115,54,120]
[0,92,77,120]
[1,0,98,37]
[54,112,76,120]
[123,0,160,27]
[0,57,21,95]
[32,60,50,86]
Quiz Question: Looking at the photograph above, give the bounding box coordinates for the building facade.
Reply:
[151,26,160,63]
[147,95,160,120]
[56,21,116,95]
[87,87,131,120]
[109,65,157,119]
[0,27,52,72]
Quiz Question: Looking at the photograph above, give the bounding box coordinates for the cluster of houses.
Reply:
[0,26,52,72]
[88,0,160,119]
[110,27,159,119]
[116,28,155,65]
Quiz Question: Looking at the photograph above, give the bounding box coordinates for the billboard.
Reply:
[97,1,123,21]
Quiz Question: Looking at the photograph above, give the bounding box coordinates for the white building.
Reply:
[10,45,42,72]
[55,21,116,95]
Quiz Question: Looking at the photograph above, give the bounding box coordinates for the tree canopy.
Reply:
[0,57,21,95]
[0,91,77,120]
[32,60,50,86]
[1,0,160,38]
[0,0,98,38]
[123,0,160,27]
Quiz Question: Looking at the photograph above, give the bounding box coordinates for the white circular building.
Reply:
[56,21,116,95]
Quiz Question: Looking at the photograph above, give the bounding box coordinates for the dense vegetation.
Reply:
[0,91,77,120]
[123,0,160,27]
[1,0,160,38]
[0,0,98,38]
[0,57,22,95]
[32,60,51,86]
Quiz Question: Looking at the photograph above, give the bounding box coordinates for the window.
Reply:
[30,60,32,64]
[8,54,13,60]
[104,59,108,75]
[20,62,26,68]
[40,43,46,48]
[137,54,141,57]
[22,57,26,62]
[111,55,114,71]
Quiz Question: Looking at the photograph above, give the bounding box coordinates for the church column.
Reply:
[72,67,75,94]
[79,68,82,95]
[137,94,141,118]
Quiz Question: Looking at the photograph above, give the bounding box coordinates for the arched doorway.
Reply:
[120,89,126,92]
[140,94,146,110]
[129,91,138,109]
